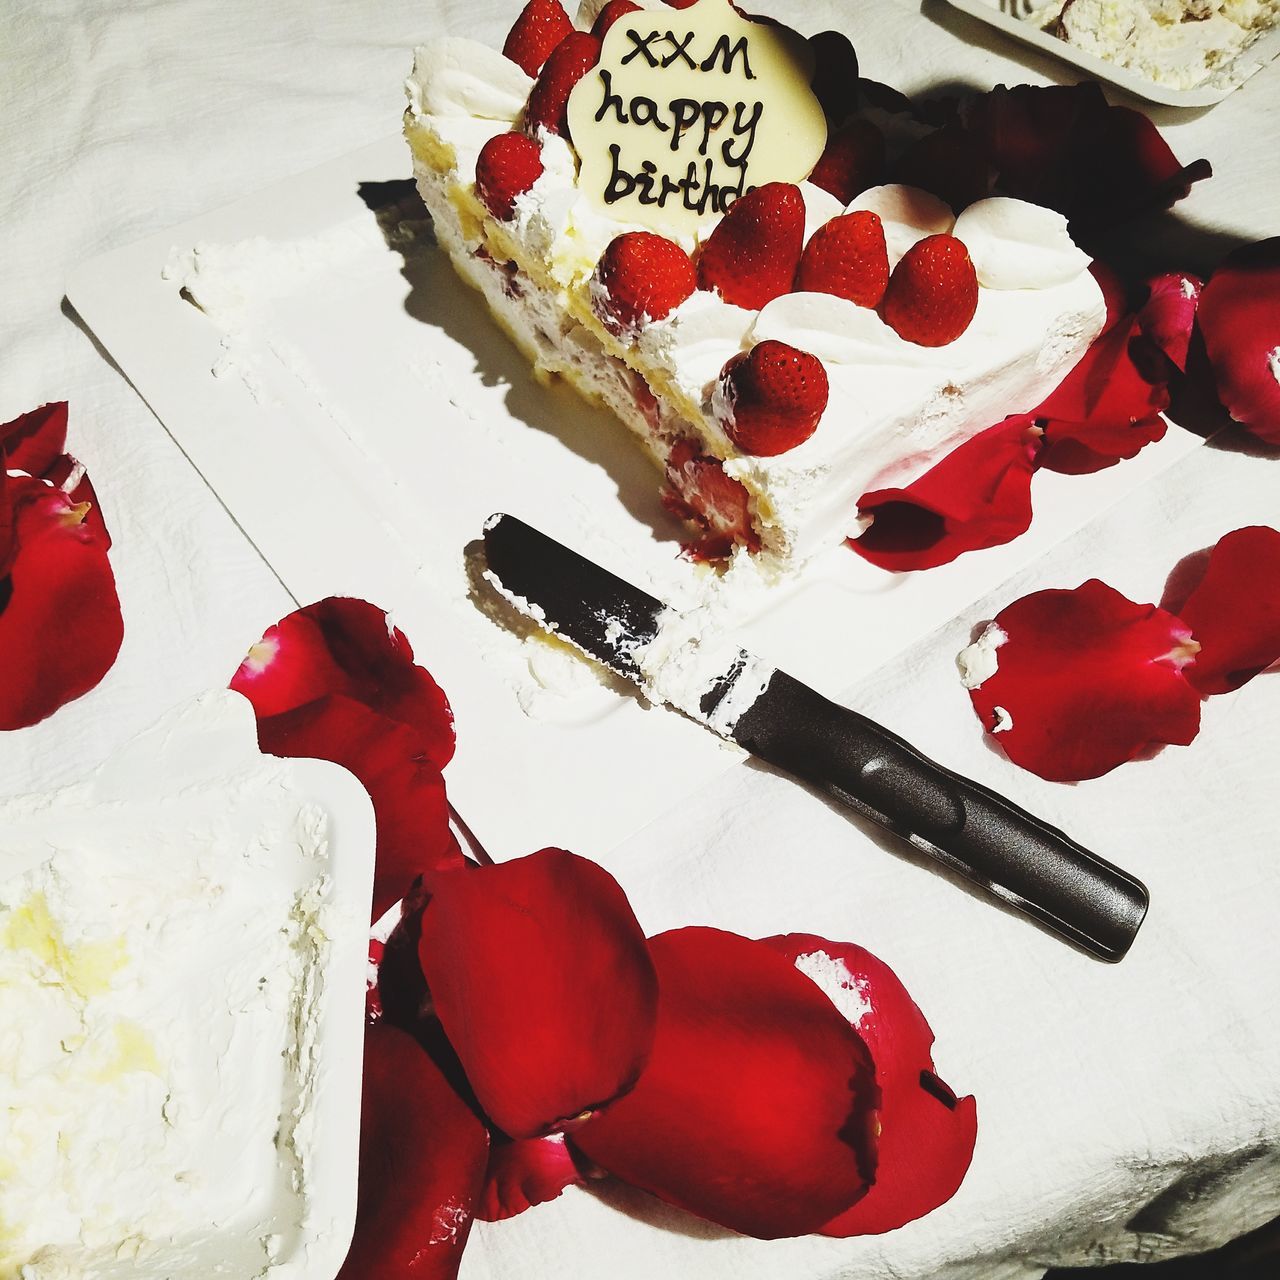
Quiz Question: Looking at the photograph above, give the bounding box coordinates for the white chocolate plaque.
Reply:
[565,0,828,237]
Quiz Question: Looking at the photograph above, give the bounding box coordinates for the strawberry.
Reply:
[717,340,829,457]
[592,0,641,37]
[807,119,886,205]
[475,132,545,221]
[796,211,889,308]
[663,439,761,560]
[882,234,979,347]
[503,0,574,78]
[591,232,697,333]
[695,183,805,311]
[525,31,601,139]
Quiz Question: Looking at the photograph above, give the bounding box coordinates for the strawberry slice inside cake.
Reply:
[403,0,1106,571]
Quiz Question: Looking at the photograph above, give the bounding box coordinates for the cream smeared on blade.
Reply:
[633,606,776,738]
[481,514,775,737]
[485,565,774,737]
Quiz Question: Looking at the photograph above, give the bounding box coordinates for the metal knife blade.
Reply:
[483,512,665,682]
[482,513,1149,962]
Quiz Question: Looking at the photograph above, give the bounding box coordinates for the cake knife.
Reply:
[483,513,1149,962]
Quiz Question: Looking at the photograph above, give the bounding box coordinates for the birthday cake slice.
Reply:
[404,0,1106,570]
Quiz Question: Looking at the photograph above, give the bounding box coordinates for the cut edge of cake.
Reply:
[403,14,1107,574]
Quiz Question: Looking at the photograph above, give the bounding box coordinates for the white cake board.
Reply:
[66,134,1204,863]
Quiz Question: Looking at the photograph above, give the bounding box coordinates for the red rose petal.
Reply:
[40,455,111,545]
[809,30,860,125]
[418,849,658,1140]
[338,1021,489,1280]
[893,123,992,212]
[765,935,978,1236]
[232,608,347,714]
[254,694,463,920]
[1072,100,1211,226]
[365,936,386,1025]
[231,597,455,769]
[962,83,1210,232]
[374,893,432,1031]
[1,401,68,477]
[0,473,123,730]
[477,1132,584,1222]
[964,579,1202,781]
[1176,526,1280,696]
[572,926,878,1239]
[850,416,1041,571]
[1033,279,1170,475]
[1090,259,1131,329]
[0,467,16,578]
[1139,272,1202,374]
[1196,237,1280,444]
[859,77,916,118]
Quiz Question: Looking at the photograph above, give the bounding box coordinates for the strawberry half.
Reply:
[796,211,889,308]
[503,0,574,77]
[882,234,979,347]
[807,118,886,205]
[696,183,805,311]
[475,132,545,221]
[525,31,601,139]
[591,232,697,333]
[717,340,829,457]
[592,0,641,37]
[663,439,761,560]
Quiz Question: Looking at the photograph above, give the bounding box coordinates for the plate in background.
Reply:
[944,0,1280,107]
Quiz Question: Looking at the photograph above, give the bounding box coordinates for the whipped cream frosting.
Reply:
[405,37,533,177]
[406,36,532,121]
[848,184,955,270]
[405,23,1107,567]
[0,700,339,1279]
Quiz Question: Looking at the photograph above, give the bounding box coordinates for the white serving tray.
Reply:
[66,135,1203,862]
[944,0,1280,107]
[0,690,375,1280]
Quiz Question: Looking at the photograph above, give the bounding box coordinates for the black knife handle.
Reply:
[731,671,1148,962]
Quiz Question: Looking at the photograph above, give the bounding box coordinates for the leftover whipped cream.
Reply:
[480,524,767,734]
[515,632,616,715]
[634,606,773,738]
[478,558,631,723]
[0,697,340,1279]
[1030,0,1279,89]
[792,949,873,1025]
[164,224,381,397]
[956,623,1008,690]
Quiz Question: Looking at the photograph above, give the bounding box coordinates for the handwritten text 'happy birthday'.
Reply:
[592,26,764,216]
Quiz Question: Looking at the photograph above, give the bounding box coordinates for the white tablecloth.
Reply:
[3,2,1279,1277]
